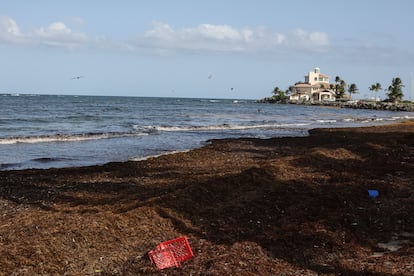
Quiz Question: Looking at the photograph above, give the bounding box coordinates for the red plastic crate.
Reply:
[148,236,194,269]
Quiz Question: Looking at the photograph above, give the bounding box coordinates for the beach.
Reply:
[1,120,413,275]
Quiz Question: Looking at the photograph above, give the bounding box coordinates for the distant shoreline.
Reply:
[257,98,414,112]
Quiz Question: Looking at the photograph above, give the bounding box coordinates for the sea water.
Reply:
[1,94,413,170]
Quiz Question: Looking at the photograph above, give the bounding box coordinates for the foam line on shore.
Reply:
[0,132,149,145]
[129,149,192,162]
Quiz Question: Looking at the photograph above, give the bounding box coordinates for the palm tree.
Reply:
[335,79,346,99]
[348,83,358,99]
[369,83,382,101]
[334,76,340,94]
[272,86,287,101]
[335,76,341,83]
[386,77,404,103]
[335,77,346,99]
[272,86,282,96]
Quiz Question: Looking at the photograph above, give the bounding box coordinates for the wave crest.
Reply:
[135,122,311,133]
[0,131,148,145]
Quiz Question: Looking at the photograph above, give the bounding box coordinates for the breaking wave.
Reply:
[0,122,313,145]
[135,122,311,133]
[0,131,149,145]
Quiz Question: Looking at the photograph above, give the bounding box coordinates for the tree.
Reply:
[272,86,288,101]
[386,77,404,103]
[334,77,346,99]
[369,82,382,101]
[335,76,341,83]
[347,83,358,99]
[334,76,341,94]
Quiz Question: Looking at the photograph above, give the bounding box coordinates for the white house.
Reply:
[289,67,336,102]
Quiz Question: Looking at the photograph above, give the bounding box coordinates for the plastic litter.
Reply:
[368,189,379,198]
[148,236,194,269]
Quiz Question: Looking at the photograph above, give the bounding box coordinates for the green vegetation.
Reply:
[386,77,404,103]
[261,75,410,106]
[347,83,358,99]
[334,76,346,99]
[271,86,289,102]
[369,82,382,100]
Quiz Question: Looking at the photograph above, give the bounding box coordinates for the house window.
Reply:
[314,77,317,81]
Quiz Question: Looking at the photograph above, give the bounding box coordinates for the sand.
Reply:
[1,120,414,275]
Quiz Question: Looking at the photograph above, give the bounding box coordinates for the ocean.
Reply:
[1,94,413,171]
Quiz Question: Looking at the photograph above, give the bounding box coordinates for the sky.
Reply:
[1,0,414,100]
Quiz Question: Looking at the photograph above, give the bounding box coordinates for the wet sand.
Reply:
[1,120,414,275]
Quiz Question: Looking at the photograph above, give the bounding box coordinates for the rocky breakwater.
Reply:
[258,97,414,112]
[332,101,414,112]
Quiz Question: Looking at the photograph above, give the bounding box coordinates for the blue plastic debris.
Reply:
[368,189,379,198]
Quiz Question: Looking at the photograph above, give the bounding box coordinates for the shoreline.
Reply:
[129,148,193,162]
[257,98,414,112]
[1,120,414,274]
[1,117,412,172]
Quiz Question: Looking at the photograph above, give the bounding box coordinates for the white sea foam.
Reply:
[130,149,192,162]
[343,118,355,122]
[0,132,148,145]
[135,122,311,133]
[317,119,337,123]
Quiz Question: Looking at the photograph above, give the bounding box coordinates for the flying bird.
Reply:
[208,74,213,79]
[71,76,84,80]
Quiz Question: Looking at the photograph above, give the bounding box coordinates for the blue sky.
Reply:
[1,0,414,99]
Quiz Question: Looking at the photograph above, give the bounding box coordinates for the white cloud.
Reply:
[309,32,329,46]
[36,22,72,36]
[33,22,88,48]
[0,16,330,55]
[0,16,89,49]
[145,21,175,41]
[0,16,24,43]
[187,24,242,40]
[133,21,329,55]
[293,28,329,46]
